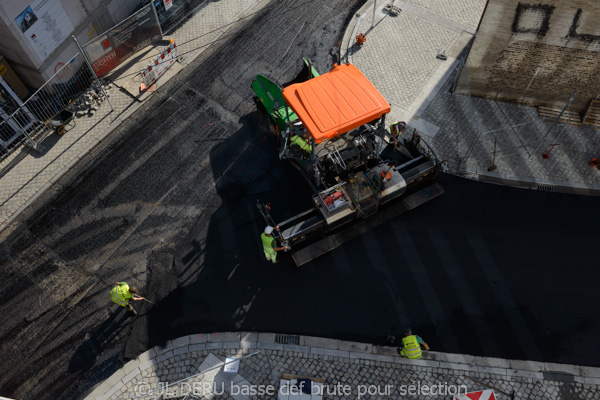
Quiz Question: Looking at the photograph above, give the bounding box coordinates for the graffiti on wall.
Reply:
[511,3,600,42]
[566,8,600,42]
[511,3,555,38]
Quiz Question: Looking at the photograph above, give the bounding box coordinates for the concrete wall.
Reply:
[456,0,600,113]
[0,0,140,90]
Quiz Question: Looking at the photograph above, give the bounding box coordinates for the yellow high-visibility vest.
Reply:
[111,283,132,307]
[290,135,312,152]
[401,335,422,359]
[261,233,276,254]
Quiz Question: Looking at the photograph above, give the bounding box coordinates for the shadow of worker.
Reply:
[68,306,132,373]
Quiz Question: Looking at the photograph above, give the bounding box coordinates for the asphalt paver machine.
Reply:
[252,60,443,266]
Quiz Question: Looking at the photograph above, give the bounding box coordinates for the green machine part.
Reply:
[251,58,319,132]
[251,75,297,132]
[303,57,320,79]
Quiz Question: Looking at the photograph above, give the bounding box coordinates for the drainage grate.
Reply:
[275,334,300,345]
[537,185,558,192]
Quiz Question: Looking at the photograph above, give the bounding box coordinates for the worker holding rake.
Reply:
[110,282,145,315]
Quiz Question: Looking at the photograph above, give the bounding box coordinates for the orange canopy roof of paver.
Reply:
[282,63,390,144]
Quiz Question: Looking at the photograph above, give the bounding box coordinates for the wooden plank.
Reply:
[538,112,579,118]
[538,112,579,117]
[537,107,582,125]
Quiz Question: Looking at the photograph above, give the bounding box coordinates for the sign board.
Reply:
[164,0,173,11]
[455,390,497,400]
[84,5,162,77]
[14,0,75,62]
[223,357,239,374]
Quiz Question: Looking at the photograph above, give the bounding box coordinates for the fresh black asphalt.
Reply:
[0,1,598,398]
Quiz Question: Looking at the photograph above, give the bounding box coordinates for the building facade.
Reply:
[456,0,600,113]
[0,0,141,93]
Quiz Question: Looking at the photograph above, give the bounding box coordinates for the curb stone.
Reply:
[81,332,600,400]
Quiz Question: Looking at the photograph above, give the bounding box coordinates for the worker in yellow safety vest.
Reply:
[389,121,406,144]
[261,225,289,264]
[290,132,312,153]
[111,282,145,315]
[397,328,430,359]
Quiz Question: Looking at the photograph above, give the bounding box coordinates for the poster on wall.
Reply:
[14,0,75,62]
[84,5,162,77]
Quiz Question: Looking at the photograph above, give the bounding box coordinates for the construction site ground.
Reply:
[1,0,599,399]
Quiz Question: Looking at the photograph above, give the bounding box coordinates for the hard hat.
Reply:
[264,226,274,235]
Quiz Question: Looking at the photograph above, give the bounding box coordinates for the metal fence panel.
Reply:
[0,52,98,160]
[83,4,162,77]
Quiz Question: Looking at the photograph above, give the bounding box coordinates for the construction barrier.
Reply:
[85,4,162,77]
[454,390,496,400]
[141,39,179,90]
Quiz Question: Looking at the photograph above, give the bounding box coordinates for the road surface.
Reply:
[0,1,599,399]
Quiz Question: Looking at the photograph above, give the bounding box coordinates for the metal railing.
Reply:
[0,52,99,159]
[82,4,162,78]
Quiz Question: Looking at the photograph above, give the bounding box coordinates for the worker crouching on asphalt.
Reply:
[397,328,430,359]
[261,225,289,264]
[110,281,145,315]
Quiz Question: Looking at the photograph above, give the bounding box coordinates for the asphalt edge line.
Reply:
[81,332,600,400]
[448,167,600,196]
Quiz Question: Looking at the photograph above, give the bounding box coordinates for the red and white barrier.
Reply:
[455,390,496,400]
[141,38,179,90]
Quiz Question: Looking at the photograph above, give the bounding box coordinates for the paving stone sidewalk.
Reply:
[0,0,268,234]
[343,0,600,195]
[82,332,600,400]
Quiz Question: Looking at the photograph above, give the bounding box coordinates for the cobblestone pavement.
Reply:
[420,71,600,189]
[400,0,486,29]
[0,0,267,233]
[344,0,600,194]
[83,333,600,400]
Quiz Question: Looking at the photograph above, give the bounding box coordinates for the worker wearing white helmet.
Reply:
[261,225,288,263]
